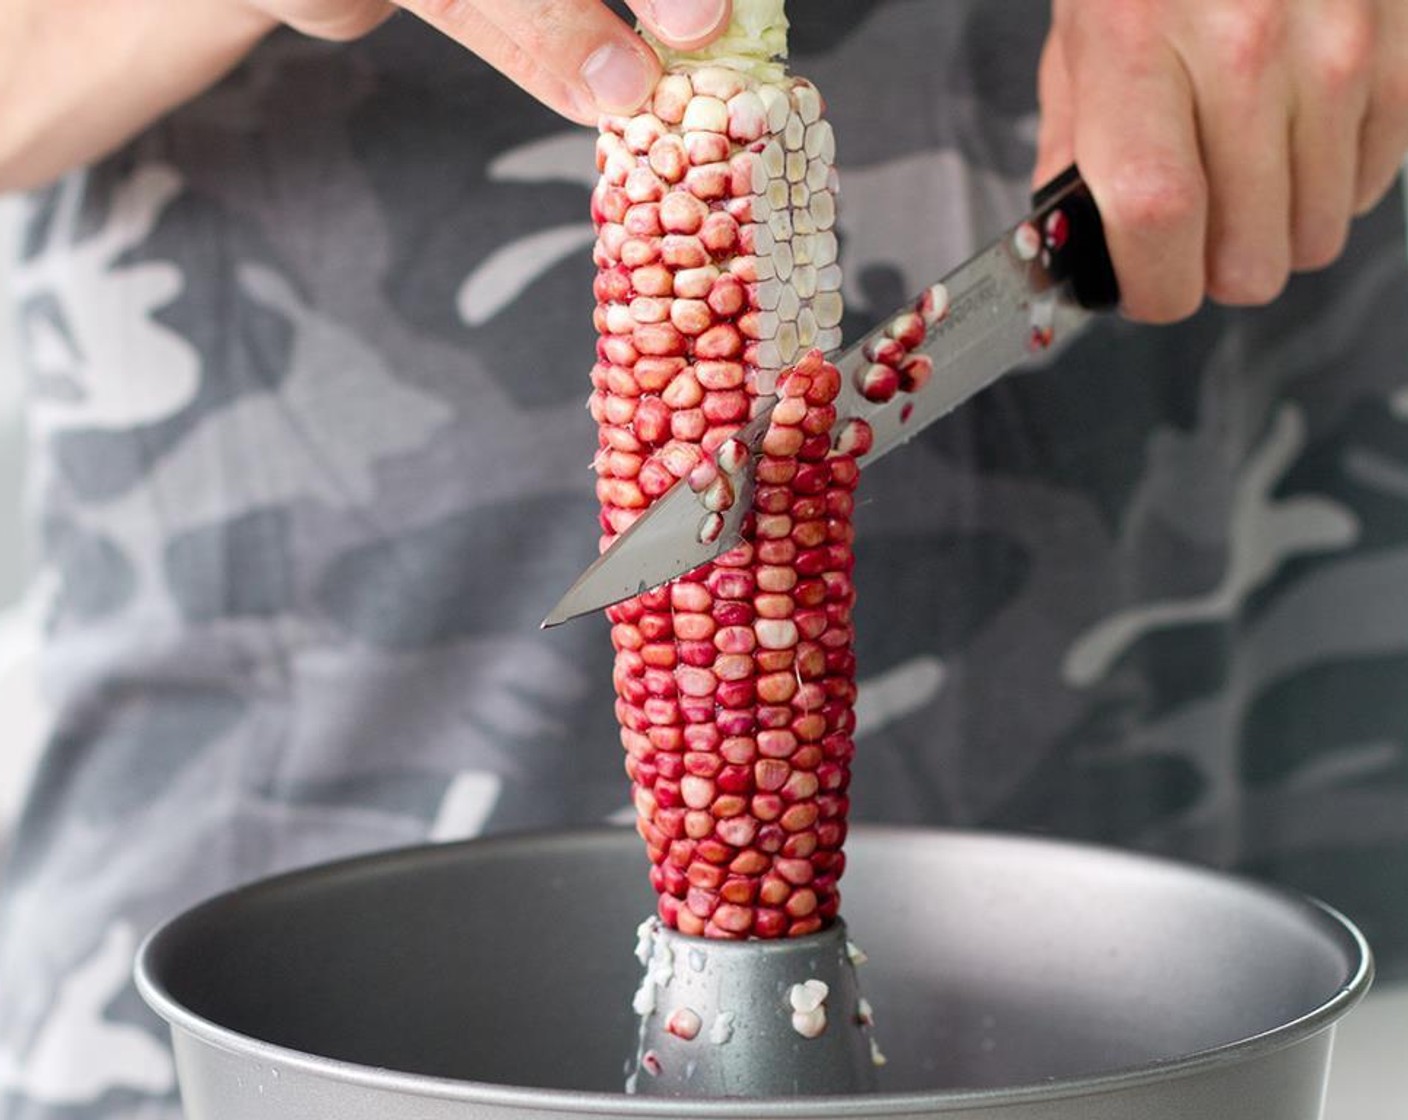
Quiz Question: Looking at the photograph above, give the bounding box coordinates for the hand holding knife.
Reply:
[544,166,1118,628]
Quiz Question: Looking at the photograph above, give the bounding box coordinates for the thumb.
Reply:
[1034,30,1076,190]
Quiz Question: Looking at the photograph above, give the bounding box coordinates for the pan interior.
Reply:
[141,828,1366,1095]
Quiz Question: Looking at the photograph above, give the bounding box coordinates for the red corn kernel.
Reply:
[695,360,745,391]
[759,875,790,906]
[595,266,633,303]
[600,335,639,367]
[707,275,747,317]
[637,459,676,497]
[717,764,752,794]
[756,671,798,704]
[713,600,755,626]
[792,463,831,495]
[805,365,841,404]
[772,396,808,425]
[752,793,784,822]
[758,729,798,758]
[899,353,934,393]
[719,875,758,904]
[687,861,726,890]
[755,486,792,514]
[782,770,821,802]
[670,300,714,336]
[858,363,900,403]
[696,838,734,864]
[782,803,821,832]
[713,904,755,934]
[715,678,756,709]
[684,162,729,200]
[720,736,756,763]
[627,167,664,204]
[686,887,718,918]
[707,568,756,599]
[623,203,663,239]
[632,264,674,297]
[755,758,791,791]
[757,566,797,593]
[683,131,731,164]
[754,909,787,939]
[703,389,750,423]
[756,456,798,485]
[756,539,797,566]
[677,640,716,668]
[660,191,709,234]
[671,408,708,441]
[754,593,795,620]
[755,650,794,673]
[783,830,819,859]
[757,705,791,730]
[700,212,740,255]
[714,625,757,654]
[776,858,815,885]
[791,713,827,742]
[863,336,906,366]
[886,311,927,348]
[695,324,744,360]
[802,405,838,436]
[648,135,688,181]
[714,654,755,682]
[762,426,805,457]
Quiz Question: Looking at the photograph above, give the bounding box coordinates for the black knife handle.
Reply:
[1031,164,1120,311]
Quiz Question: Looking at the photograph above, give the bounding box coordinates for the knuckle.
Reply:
[1103,161,1206,234]
[515,0,578,52]
[1310,11,1374,95]
[1210,3,1287,80]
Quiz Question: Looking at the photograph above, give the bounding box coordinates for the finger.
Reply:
[1355,1,1408,214]
[1033,31,1076,190]
[270,0,396,41]
[1057,3,1207,323]
[395,0,660,123]
[1287,5,1371,271]
[625,0,731,51]
[1184,9,1294,306]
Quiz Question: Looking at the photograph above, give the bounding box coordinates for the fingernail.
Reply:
[581,42,656,113]
[652,0,727,43]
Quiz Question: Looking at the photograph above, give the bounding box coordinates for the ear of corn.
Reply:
[591,1,855,940]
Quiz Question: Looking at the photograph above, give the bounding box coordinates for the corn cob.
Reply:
[590,1,854,941]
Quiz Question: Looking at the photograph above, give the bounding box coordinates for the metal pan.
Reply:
[136,827,1372,1119]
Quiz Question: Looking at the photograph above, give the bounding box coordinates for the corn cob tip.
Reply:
[643,0,790,82]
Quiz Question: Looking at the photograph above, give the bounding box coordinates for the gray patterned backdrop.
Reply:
[0,2,1405,1117]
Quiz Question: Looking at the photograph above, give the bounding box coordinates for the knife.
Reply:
[542,165,1118,628]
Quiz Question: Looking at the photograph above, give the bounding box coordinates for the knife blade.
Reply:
[542,165,1117,628]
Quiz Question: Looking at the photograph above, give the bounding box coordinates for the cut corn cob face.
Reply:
[591,32,854,940]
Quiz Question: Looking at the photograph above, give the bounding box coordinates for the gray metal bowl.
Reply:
[136,827,1372,1119]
